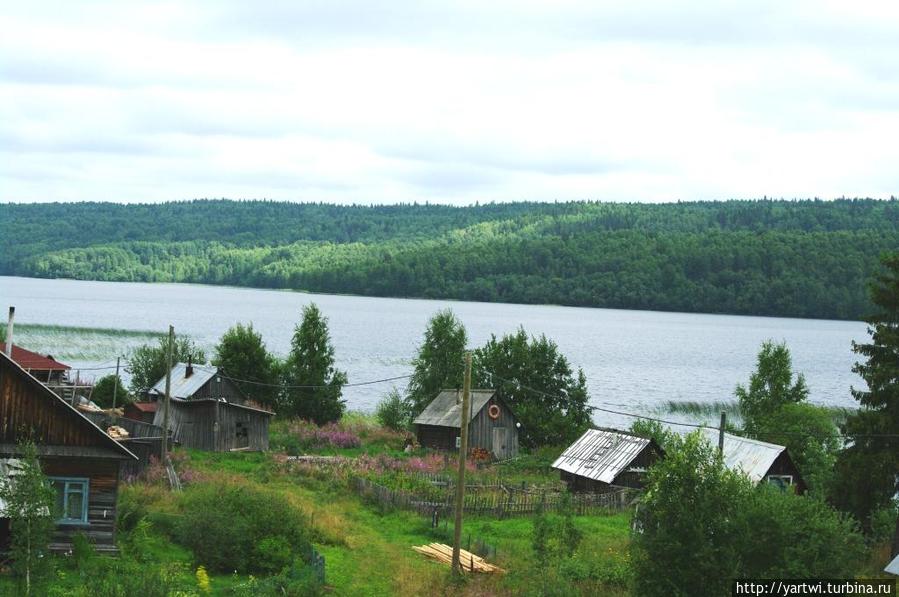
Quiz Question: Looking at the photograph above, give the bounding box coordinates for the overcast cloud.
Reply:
[2,0,898,204]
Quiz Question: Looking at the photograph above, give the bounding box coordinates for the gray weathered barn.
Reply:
[413,389,519,459]
[149,363,273,452]
[552,428,664,493]
[699,428,807,494]
[0,351,137,554]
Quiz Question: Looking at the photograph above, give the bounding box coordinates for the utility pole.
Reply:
[718,411,726,455]
[452,352,472,574]
[162,325,174,463]
[5,307,14,356]
[112,356,121,411]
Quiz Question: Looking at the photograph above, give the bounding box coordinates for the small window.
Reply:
[766,475,793,491]
[236,421,248,439]
[50,477,89,525]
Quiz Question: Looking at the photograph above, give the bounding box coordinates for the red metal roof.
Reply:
[0,343,70,371]
[127,402,158,413]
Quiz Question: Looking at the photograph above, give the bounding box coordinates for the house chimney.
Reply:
[185,356,193,378]
[5,307,14,357]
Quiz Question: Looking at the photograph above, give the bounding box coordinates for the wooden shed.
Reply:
[553,428,664,493]
[123,401,157,425]
[0,351,137,554]
[413,389,519,459]
[149,363,273,451]
[700,428,807,494]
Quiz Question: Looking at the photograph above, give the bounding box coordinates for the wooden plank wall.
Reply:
[217,405,269,451]
[468,396,519,458]
[42,457,120,552]
[153,401,269,451]
[193,375,246,405]
[0,359,108,450]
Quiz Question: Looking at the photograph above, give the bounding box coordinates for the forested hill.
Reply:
[2,199,897,320]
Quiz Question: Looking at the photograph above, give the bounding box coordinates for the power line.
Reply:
[192,364,412,390]
[477,367,899,440]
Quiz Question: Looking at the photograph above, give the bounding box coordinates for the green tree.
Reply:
[736,341,809,436]
[632,432,750,597]
[128,335,206,393]
[375,388,410,432]
[736,341,838,495]
[0,440,56,595]
[832,253,899,529]
[405,309,467,418]
[213,322,280,408]
[472,327,592,449]
[629,419,678,452]
[282,304,347,424]
[632,431,864,597]
[91,374,131,409]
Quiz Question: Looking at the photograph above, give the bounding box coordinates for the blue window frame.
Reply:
[49,477,89,525]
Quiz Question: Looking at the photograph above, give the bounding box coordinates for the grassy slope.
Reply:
[181,450,632,596]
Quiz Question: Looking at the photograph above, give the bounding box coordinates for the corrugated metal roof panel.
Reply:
[699,428,785,484]
[150,363,216,399]
[885,554,899,576]
[412,389,496,428]
[551,429,651,484]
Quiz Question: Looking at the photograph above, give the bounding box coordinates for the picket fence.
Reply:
[350,476,637,518]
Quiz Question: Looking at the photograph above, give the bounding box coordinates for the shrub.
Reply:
[173,481,311,574]
[375,389,410,432]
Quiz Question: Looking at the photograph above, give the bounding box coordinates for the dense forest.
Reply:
[2,199,897,320]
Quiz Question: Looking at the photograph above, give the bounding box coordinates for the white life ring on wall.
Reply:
[488,404,501,420]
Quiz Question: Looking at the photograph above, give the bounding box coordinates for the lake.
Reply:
[0,276,868,429]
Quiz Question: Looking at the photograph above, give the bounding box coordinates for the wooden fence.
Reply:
[350,476,638,518]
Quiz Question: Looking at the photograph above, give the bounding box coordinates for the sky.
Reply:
[2,1,898,205]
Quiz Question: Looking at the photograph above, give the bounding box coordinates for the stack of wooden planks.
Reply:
[412,543,505,574]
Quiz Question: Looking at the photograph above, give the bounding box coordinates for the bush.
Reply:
[375,389,410,432]
[173,481,311,574]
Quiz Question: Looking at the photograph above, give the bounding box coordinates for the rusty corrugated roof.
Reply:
[0,343,70,371]
[552,429,652,484]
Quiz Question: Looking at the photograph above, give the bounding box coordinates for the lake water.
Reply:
[0,276,868,429]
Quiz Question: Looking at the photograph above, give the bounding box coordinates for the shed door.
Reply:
[492,427,508,459]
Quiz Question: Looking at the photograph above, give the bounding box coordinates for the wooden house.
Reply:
[553,428,664,493]
[0,351,137,554]
[0,343,70,386]
[701,428,807,494]
[413,389,519,459]
[123,401,158,425]
[148,363,273,451]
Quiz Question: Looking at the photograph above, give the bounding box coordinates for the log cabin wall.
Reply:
[416,424,456,450]
[41,457,121,554]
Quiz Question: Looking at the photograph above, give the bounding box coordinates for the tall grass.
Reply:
[661,400,742,418]
[0,322,162,362]
[659,400,856,426]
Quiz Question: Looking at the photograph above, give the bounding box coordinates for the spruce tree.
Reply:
[833,253,899,528]
[282,304,347,424]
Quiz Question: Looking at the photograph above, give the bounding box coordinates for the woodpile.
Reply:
[412,543,505,574]
[106,426,129,439]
